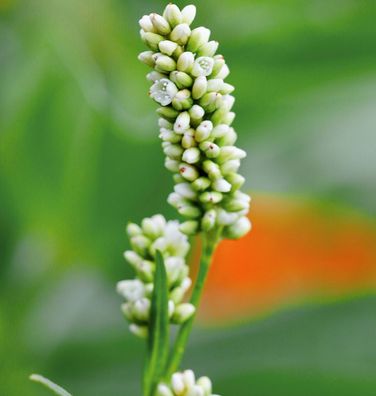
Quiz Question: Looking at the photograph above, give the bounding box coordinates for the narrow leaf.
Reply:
[143,250,170,396]
[29,374,72,396]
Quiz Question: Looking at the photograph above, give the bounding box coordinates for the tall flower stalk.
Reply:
[30,4,250,396]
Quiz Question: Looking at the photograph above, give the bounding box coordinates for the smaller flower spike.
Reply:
[117,215,195,337]
[156,370,220,396]
[138,4,251,240]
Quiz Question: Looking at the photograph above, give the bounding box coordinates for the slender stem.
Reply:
[165,229,220,377]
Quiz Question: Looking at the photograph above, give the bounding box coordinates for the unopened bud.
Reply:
[172,89,193,111]
[182,147,200,164]
[150,13,171,35]
[179,220,199,235]
[202,209,217,231]
[170,71,193,88]
[203,160,221,179]
[172,303,196,323]
[224,216,251,239]
[199,141,220,158]
[179,163,199,181]
[192,177,211,191]
[170,23,191,45]
[212,178,232,193]
[129,323,148,339]
[177,51,195,72]
[192,76,207,100]
[165,158,180,172]
[159,40,178,56]
[181,5,196,25]
[139,15,155,32]
[163,4,182,27]
[143,31,164,51]
[195,120,213,142]
[155,55,176,72]
[174,111,190,133]
[174,182,197,200]
[199,191,223,204]
[138,51,155,67]
[187,27,211,52]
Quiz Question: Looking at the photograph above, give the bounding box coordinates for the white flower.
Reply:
[191,56,214,77]
[150,78,178,106]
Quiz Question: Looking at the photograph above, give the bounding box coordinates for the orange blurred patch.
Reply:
[195,193,376,323]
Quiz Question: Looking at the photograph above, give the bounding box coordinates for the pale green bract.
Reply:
[138,4,251,240]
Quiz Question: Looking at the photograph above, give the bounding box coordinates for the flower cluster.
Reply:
[138,4,251,240]
[116,214,195,338]
[156,370,220,396]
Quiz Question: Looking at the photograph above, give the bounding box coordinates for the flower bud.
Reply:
[146,71,166,82]
[167,192,189,208]
[129,323,148,339]
[124,250,143,268]
[170,71,193,88]
[178,205,201,218]
[221,159,240,175]
[203,160,221,179]
[195,120,213,142]
[173,173,185,184]
[182,147,200,164]
[117,279,145,302]
[177,51,195,72]
[197,377,212,394]
[165,158,180,172]
[179,220,199,235]
[199,191,223,204]
[172,89,193,111]
[197,40,219,57]
[199,141,220,158]
[156,384,174,396]
[138,50,155,67]
[150,13,171,35]
[181,4,196,25]
[179,163,199,181]
[143,32,164,51]
[181,132,197,149]
[121,302,133,321]
[133,297,151,322]
[191,56,214,77]
[163,143,183,160]
[171,373,185,394]
[226,173,245,190]
[217,127,237,145]
[172,303,196,324]
[220,94,235,111]
[192,177,211,191]
[163,4,182,27]
[159,40,178,56]
[217,209,239,226]
[224,216,251,239]
[158,118,172,128]
[174,182,197,200]
[207,78,224,92]
[155,55,177,72]
[198,92,221,113]
[159,128,181,143]
[139,15,155,33]
[126,222,142,236]
[192,76,207,100]
[130,235,150,255]
[202,209,217,231]
[142,217,161,239]
[220,82,235,94]
[170,23,191,45]
[189,105,205,122]
[215,63,230,79]
[174,111,190,133]
[211,55,225,75]
[217,146,246,163]
[212,178,232,193]
[183,370,196,387]
[224,198,249,212]
[187,27,211,52]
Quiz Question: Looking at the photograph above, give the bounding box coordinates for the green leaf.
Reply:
[143,250,170,396]
[29,374,72,396]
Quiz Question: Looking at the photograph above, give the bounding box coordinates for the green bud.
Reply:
[197,40,219,57]
[155,54,177,72]
[172,303,196,324]
[181,4,196,25]
[181,131,197,149]
[207,78,224,92]
[199,141,220,158]
[182,147,200,164]
[179,220,199,235]
[163,143,183,160]
[150,13,171,35]
[217,127,237,146]
[156,106,179,121]
[192,76,207,100]
[178,205,201,218]
[203,160,221,179]
[139,15,155,33]
[173,111,190,133]
[138,50,155,67]
[224,216,251,239]
[126,222,142,237]
[217,146,246,163]
[220,82,235,94]
[143,31,164,51]
[156,384,174,396]
[177,51,195,72]
[130,235,150,256]
[189,104,205,122]
[198,92,221,113]
[172,89,193,111]
[202,209,217,231]
[195,120,213,142]
[187,27,211,52]
[197,377,212,394]
[129,324,148,339]
[199,191,223,204]
[169,71,193,89]
[211,55,225,76]
[170,23,191,45]
[192,177,211,191]
[212,178,232,192]
[164,158,180,172]
[226,173,245,190]
[179,163,199,181]
[159,40,178,56]
[163,4,182,27]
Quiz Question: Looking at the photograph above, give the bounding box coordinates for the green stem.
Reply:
[165,229,220,377]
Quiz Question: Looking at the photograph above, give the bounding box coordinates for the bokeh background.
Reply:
[1,0,376,395]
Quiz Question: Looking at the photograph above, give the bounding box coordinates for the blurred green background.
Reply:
[1,0,376,395]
